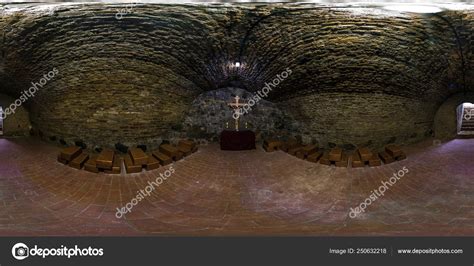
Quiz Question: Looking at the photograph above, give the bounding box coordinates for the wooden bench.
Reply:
[152,150,173,166]
[296,150,305,159]
[59,146,82,162]
[299,144,318,158]
[385,144,406,161]
[177,143,192,156]
[57,155,69,165]
[385,144,403,158]
[129,147,148,166]
[288,145,303,156]
[179,140,196,150]
[329,148,343,162]
[319,152,331,166]
[146,156,160,171]
[84,156,99,173]
[96,149,115,170]
[395,152,407,161]
[179,140,198,153]
[351,153,365,168]
[280,138,299,152]
[176,151,184,161]
[335,153,348,167]
[105,155,122,174]
[70,153,89,169]
[307,151,323,163]
[263,139,282,152]
[124,154,142,174]
[159,144,182,161]
[379,151,395,164]
[358,147,373,162]
[368,153,382,167]
[296,144,318,159]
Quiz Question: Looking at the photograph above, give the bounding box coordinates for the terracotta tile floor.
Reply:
[0,137,472,236]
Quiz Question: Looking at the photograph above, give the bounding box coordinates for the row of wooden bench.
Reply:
[263,139,406,168]
[57,140,198,174]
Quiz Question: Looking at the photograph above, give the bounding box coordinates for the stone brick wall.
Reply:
[279,92,437,149]
[182,87,300,139]
[0,93,31,136]
[0,3,472,149]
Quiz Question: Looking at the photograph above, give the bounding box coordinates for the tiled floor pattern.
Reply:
[0,137,472,236]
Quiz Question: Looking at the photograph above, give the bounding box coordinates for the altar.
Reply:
[220,130,256,150]
[220,95,256,151]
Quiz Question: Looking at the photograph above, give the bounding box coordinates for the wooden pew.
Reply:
[385,144,406,161]
[177,143,192,156]
[105,155,123,174]
[351,153,365,168]
[368,153,382,167]
[263,139,282,152]
[176,151,184,161]
[96,149,114,170]
[129,147,148,166]
[178,139,198,153]
[59,146,82,162]
[57,155,69,165]
[84,156,99,173]
[146,156,160,171]
[70,153,89,169]
[296,150,305,159]
[152,150,173,166]
[301,144,318,156]
[319,152,331,166]
[329,148,343,162]
[159,144,182,161]
[385,144,403,158]
[179,140,196,150]
[395,152,407,161]
[296,144,318,159]
[379,151,395,164]
[307,151,323,163]
[280,138,299,152]
[288,145,303,156]
[124,154,142,174]
[335,153,349,167]
[357,147,373,162]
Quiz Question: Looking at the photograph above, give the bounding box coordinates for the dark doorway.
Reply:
[457,102,474,135]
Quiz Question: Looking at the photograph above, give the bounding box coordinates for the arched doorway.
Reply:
[457,102,474,135]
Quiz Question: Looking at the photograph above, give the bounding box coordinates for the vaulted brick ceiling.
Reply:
[0,3,472,148]
[1,4,472,99]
